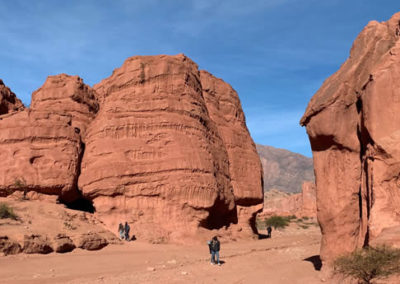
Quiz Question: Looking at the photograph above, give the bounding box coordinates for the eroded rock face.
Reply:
[78,54,262,241]
[200,70,264,232]
[53,234,76,253]
[30,74,99,138]
[0,236,22,256]
[0,75,98,202]
[23,234,53,254]
[0,79,24,115]
[76,232,108,251]
[301,12,400,261]
[0,55,262,243]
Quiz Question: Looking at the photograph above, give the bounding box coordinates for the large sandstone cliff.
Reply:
[0,54,263,242]
[301,12,400,261]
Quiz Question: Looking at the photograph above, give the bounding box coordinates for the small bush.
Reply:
[265,215,290,229]
[0,203,18,220]
[14,178,28,200]
[334,245,400,284]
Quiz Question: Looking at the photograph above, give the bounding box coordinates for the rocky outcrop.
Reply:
[256,144,314,193]
[76,232,108,251]
[301,12,400,261]
[200,70,264,233]
[260,181,316,218]
[0,55,262,243]
[53,234,76,253]
[0,236,22,256]
[30,74,99,138]
[23,234,54,254]
[79,54,262,241]
[0,75,98,202]
[0,79,24,115]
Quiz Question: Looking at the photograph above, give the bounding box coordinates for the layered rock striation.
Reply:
[0,75,99,202]
[78,55,263,241]
[301,12,400,261]
[0,54,263,242]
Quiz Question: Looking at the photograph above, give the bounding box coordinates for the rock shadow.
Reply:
[257,233,270,239]
[303,255,322,271]
[64,197,95,213]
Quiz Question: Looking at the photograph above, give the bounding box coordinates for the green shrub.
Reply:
[14,178,28,200]
[334,245,400,284]
[0,203,18,220]
[265,215,290,229]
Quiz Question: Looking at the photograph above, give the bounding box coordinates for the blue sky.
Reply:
[1,1,399,157]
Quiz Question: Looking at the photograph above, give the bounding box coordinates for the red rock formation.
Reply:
[0,55,262,243]
[78,54,262,241]
[260,181,316,218]
[0,79,24,115]
[301,12,400,261]
[0,75,98,202]
[200,70,264,232]
[301,181,317,217]
[30,74,99,138]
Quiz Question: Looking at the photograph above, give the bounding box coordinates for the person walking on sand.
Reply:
[209,236,221,265]
[124,221,130,241]
[267,226,272,238]
[118,223,125,240]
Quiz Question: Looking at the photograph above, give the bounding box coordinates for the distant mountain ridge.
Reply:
[256,144,314,193]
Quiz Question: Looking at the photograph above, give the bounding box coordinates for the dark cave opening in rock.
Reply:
[63,197,95,213]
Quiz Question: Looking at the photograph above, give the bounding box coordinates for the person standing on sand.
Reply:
[124,221,130,241]
[267,226,272,238]
[118,223,125,240]
[209,236,221,265]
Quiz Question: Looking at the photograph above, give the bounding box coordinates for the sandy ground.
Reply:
[0,225,324,284]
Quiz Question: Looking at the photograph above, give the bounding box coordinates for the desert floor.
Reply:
[0,224,324,284]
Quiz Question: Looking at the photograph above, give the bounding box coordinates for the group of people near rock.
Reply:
[118,222,130,241]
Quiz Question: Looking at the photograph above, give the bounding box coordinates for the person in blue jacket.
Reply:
[208,236,221,265]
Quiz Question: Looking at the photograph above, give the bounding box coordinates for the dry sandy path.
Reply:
[0,227,323,284]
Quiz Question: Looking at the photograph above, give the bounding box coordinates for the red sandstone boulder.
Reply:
[0,79,24,115]
[23,234,53,254]
[0,75,98,202]
[0,236,22,256]
[53,234,76,253]
[301,12,400,262]
[76,232,108,251]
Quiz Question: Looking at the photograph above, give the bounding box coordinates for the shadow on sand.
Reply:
[303,255,322,271]
[257,233,270,240]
